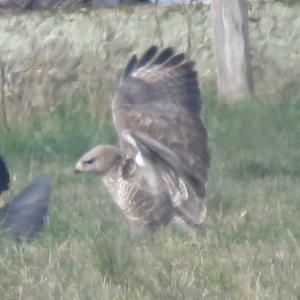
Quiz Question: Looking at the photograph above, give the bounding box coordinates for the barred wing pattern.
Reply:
[112,46,210,228]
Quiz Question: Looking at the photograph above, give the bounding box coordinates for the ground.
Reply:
[0,88,299,299]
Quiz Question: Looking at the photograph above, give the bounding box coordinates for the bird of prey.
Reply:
[0,156,52,241]
[75,46,210,233]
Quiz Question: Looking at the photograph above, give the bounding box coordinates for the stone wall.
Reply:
[0,2,299,120]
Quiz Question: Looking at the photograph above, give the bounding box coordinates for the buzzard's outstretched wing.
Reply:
[0,175,52,241]
[112,46,210,226]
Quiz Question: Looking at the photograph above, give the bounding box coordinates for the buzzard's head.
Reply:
[75,145,122,176]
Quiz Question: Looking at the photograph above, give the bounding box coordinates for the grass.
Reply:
[0,88,299,299]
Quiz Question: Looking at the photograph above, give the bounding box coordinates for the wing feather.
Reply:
[135,46,158,69]
[0,175,52,240]
[163,53,185,68]
[152,47,174,65]
[112,46,210,226]
[122,55,137,79]
[122,129,207,226]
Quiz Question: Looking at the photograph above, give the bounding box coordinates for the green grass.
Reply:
[0,88,299,299]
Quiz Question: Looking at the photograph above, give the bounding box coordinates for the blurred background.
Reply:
[0,0,299,123]
[0,1,299,299]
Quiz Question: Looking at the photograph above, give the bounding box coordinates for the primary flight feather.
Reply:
[75,46,210,233]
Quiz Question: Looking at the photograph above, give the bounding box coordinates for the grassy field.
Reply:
[0,88,299,299]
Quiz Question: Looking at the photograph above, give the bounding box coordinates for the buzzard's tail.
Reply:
[0,175,52,241]
[0,156,10,195]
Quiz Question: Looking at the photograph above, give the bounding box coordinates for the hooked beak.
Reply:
[75,161,84,173]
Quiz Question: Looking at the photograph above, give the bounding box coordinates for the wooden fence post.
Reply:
[211,0,254,101]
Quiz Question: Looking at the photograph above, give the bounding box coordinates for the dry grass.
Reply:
[0,88,299,299]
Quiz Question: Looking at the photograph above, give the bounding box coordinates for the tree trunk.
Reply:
[211,0,254,101]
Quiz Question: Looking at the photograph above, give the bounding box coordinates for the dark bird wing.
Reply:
[0,175,52,241]
[0,156,10,195]
[112,46,210,226]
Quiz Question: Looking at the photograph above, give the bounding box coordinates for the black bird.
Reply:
[0,156,52,241]
[0,156,10,195]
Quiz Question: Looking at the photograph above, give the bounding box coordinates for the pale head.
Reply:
[75,145,122,176]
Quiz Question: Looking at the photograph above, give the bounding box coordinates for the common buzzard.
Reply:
[75,46,210,233]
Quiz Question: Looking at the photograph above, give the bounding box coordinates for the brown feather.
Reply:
[112,46,210,228]
[76,46,210,233]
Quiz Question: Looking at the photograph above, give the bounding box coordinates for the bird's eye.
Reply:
[84,158,95,164]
